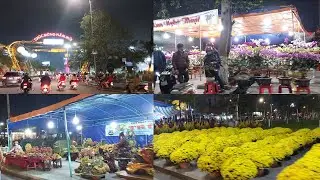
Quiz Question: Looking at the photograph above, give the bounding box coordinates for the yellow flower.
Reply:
[221,157,258,180]
[278,144,320,180]
[197,151,226,173]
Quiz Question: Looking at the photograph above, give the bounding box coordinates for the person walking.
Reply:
[172,43,190,83]
[203,44,225,91]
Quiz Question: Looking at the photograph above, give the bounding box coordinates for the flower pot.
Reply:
[295,79,310,87]
[278,77,292,86]
[165,159,174,166]
[208,171,221,179]
[257,169,269,177]
[271,161,282,168]
[283,156,291,161]
[179,162,191,169]
[256,77,272,86]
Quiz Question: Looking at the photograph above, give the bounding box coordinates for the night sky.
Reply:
[0,95,77,121]
[0,0,152,44]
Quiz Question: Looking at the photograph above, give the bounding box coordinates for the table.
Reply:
[5,155,51,171]
[5,156,29,169]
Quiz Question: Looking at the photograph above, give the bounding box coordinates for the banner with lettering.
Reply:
[154,9,219,31]
[105,120,154,136]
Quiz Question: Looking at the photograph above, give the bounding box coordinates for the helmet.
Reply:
[24,72,29,76]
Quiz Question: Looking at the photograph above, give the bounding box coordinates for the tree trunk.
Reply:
[218,0,232,85]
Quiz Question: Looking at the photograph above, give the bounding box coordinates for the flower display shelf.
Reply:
[53,158,62,168]
[256,77,272,86]
[294,78,311,87]
[278,77,292,86]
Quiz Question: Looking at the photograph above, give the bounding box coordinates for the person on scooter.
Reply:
[172,43,190,83]
[203,44,225,91]
[70,74,79,85]
[58,73,67,88]
[40,73,51,90]
[21,73,32,89]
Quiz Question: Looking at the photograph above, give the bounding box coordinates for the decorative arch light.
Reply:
[32,32,73,42]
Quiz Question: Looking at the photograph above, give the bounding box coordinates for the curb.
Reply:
[1,166,46,180]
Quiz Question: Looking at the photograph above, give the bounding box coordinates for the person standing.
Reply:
[203,44,225,91]
[172,43,190,83]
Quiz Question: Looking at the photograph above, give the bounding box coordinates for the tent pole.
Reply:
[6,94,11,151]
[64,107,72,177]
[199,25,202,51]
[175,33,177,51]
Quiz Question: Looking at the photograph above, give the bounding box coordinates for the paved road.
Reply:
[0,80,126,94]
[1,173,22,180]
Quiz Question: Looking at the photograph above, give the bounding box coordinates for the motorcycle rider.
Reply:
[58,73,67,88]
[70,74,79,85]
[40,73,51,90]
[21,73,32,90]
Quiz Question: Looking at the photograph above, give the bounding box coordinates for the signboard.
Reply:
[42,61,50,66]
[105,120,153,136]
[154,9,219,30]
[33,33,73,42]
[43,39,65,45]
[50,49,67,53]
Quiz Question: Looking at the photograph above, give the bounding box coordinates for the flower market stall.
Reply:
[7,94,154,179]
[154,6,317,94]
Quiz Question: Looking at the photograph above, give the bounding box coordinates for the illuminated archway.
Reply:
[32,32,73,42]
[32,32,74,73]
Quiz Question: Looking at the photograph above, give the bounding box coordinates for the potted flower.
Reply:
[70,145,79,161]
[170,143,199,169]
[197,151,226,178]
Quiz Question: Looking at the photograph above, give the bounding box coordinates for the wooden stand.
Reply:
[53,158,62,168]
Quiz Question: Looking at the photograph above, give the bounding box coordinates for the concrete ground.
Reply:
[3,160,122,180]
[154,149,308,180]
[155,71,320,94]
[1,174,23,180]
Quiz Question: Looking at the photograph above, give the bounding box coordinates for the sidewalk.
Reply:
[155,71,320,94]
[1,160,122,180]
[2,160,81,180]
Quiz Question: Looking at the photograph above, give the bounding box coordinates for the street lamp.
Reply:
[72,115,80,125]
[76,125,82,131]
[259,97,264,103]
[47,121,55,129]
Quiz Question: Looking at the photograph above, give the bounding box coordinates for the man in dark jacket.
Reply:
[153,50,166,74]
[203,44,225,90]
[172,43,190,83]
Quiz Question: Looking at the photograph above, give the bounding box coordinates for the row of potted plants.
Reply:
[229,40,320,88]
[154,120,263,135]
[277,143,320,180]
[154,127,320,179]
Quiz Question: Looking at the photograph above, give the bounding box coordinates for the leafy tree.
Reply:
[80,10,133,72]
[0,53,12,68]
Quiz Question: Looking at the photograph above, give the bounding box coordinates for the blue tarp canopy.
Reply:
[154,101,178,118]
[9,94,154,146]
